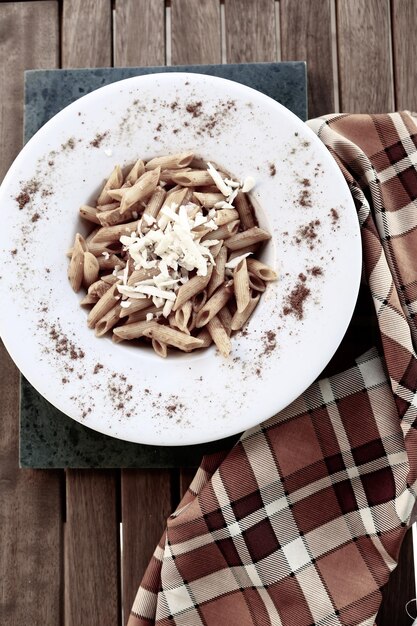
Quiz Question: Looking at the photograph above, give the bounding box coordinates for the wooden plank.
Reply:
[114,0,165,66]
[225,0,277,63]
[171,0,221,65]
[180,467,196,498]
[121,471,172,622]
[392,0,417,110]
[280,0,335,117]
[337,0,394,113]
[65,471,119,626]
[62,5,119,624]
[376,528,416,626]
[62,0,112,68]
[0,5,62,626]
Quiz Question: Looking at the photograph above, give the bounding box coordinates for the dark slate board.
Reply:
[20,62,307,468]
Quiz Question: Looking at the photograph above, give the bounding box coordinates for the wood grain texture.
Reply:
[0,5,62,626]
[171,0,221,65]
[376,528,416,626]
[280,0,335,117]
[225,0,277,63]
[114,0,165,66]
[180,467,196,497]
[392,0,417,110]
[337,0,394,112]
[62,0,112,68]
[121,471,172,623]
[65,471,119,626]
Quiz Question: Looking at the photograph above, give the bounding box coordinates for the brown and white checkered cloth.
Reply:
[128,112,417,626]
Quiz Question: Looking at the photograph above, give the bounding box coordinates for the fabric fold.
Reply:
[128,112,417,626]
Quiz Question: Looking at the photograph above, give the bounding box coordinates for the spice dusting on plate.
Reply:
[330,208,340,224]
[186,101,203,117]
[90,132,109,148]
[263,330,277,355]
[294,219,321,250]
[269,163,276,177]
[61,137,76,151]
[283,280,311,320]
[308,266,323,277]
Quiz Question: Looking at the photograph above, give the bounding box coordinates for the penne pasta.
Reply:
[91,220,140,244]
[234,259,250,312]
[97,165,123,205]
[68,234,87,292]
[225,226,272,251]
[87,282,121,329]
[206,316,231,357]
[173,267,213,311]
[234,191,256,229]
[152,338,168,358]
[207,245,227,297]
[193,192,224,208]
[145,151,194,171]
[120,168,161,214]
[142,324,204,351]
[126,159,145,185]
[246,258,278,281]
[195,282,233,328]
[217,306,233,337]
[95,304,122,337]
[170,170,214,187]
[248,272,266,293]
[83,251,100,287]
[113,320,159,340]
[79,205,101,224]
[231,293,260,331]
[69,153,277,358]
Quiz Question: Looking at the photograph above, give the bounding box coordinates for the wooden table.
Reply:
[1,1,417,625]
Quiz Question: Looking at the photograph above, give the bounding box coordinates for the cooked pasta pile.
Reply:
[68,152,277,357]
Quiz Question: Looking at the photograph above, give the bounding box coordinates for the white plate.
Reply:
[0,73,361,445]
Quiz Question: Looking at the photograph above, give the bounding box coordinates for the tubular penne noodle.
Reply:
[234,259,250,312]
[145,151,194,171]
[217,306,233,337]
[113,320,159,340]
[88,282,121,329]
[142,324,204,351]
[160,168,191,184]
[97,205,139,227]
[126,159,145,185]
[157,187,189,230]
[127,267,159,286]
[170,170,214,187]
[68,234,87,292]
[234,191,256,229]
[96,202,120,213]
[97,165,123,205]
[152,338,168,358]
[141,186,167,221]
[88,279,113,299]
[214,209,240,226]
[225,226,272,251]
[92,220,140,244]
[120,168,161,214]
[248,272,266,293]
[97,254,125,272]
[173,267,213,312]
[95,304,122,337]
[101,274,119,285]
[79,205,101,224]
[193,192,224,208]
[191,289,207,312]
[207,245,227,297]
[192,328,211,348]
[119,298,153,318]
[83,251,100,287]
[202,220,239,242]
[80,293,98,306]
[246,258,278,281]
[125,305,161,324]
[231,293,260,331]
[174,301,192,333]
[227,244,259,261]
[206,316,231,357]
[195,282,233,328]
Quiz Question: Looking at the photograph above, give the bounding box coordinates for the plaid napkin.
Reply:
[128,112,417,626]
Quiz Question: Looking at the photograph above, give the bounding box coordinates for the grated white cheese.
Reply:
[207,162,232,196]
[241,176,255,193]
[120,300,132,309]
[146,313,154,321]
[102,251,110,260]
[224,252,253,269]
[104,148,113,157]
